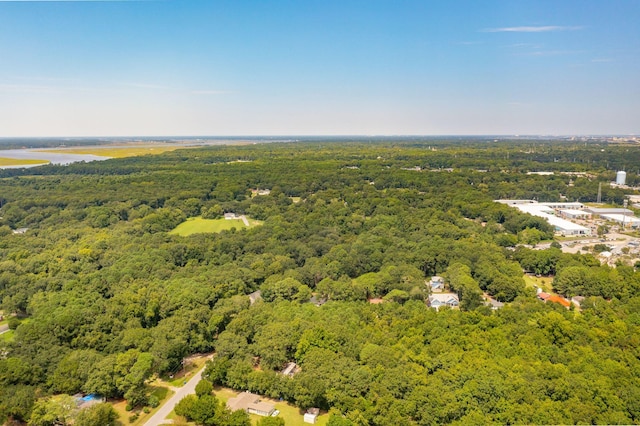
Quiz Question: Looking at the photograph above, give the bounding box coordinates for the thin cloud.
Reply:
[523,49,586,56]
[191,90,230,95]
[122,83,169,90]
[483,26,583,33]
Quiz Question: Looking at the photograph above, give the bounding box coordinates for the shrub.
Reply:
[7,317,20,330]
[148,395,160,408]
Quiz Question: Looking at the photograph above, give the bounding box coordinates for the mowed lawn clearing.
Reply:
[169,217,262,236]
[524,274,554,292]
[212,387,329,426]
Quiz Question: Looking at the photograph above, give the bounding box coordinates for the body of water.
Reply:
[0,149,109,169]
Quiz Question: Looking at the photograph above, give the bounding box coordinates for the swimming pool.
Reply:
[80,394,100,402]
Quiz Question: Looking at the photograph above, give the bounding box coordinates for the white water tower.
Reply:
[616,171,627,185]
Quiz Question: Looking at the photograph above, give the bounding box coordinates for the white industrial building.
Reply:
[538,202,585,210]
[498,201,592,236]
[495,199,537,205]
[585,207,634,217]
[560,209,592,220]
[600,214,640,228]
[544,215,592,236]
[495,200,585,210]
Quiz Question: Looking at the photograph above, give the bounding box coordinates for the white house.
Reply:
[429,276,445,292]
[427,293,459,310]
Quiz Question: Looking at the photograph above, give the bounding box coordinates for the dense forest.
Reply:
[1,140,640,425]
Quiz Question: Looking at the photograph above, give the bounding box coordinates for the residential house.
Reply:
[571,296,585,308]
[484,296,504,310]
[547,295,571,308]
[280,362,300,377]
[427,293,459,310]
[429,276,445,293]
[227,392,275,417]
[537,292,551,301]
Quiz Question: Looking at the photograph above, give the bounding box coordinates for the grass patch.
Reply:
[213,387,328,426]
[0,157,49,166]
[169,216,262,237]
[156,354,212,388]
[1,330,14,343]
[523,274,553,292]
[163,361,205,387]
[37,146,189,158]
[112,386,174,426]
[150,386,170,401]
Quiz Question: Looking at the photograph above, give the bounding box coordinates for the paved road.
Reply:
[143,365,208,426]
[0,324,9,334]
[240,215,250,227]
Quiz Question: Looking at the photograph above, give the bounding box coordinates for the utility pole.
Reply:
[597,182,602,204]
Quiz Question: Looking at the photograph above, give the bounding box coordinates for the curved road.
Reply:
[143,364,207,426]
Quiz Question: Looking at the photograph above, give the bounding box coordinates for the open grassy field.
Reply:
[37,145,190,158]
[523,274,554,292]
[0,157,49,166]
[213,387,329,426]
[169,216,262,236]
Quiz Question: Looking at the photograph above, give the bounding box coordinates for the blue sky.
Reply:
[0,0,638,136]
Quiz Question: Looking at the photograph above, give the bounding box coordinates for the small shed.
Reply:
[304,408,320,424]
